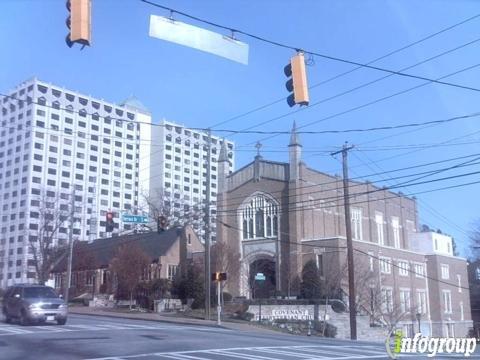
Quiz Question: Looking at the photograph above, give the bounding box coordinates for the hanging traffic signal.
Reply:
[66,0,91,48]
[105,211,114,233]
[284,52,309,107]
[157,215,168,233]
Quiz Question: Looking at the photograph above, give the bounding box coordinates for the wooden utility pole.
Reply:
[204,129,212,320]
[332,142,357,340]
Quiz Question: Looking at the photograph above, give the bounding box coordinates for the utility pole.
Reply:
[332,142,357,340]
[64,188,76,303]
[204,129,212,320]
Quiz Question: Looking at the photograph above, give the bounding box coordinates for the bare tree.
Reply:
[211,240,240,289]
[354,265,409,332]
[141,188,204,231]
[110,241,151,310]
[27,189,71,285]
[470,220,480,259]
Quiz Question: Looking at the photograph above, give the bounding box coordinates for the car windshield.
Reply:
[23,287,58,299]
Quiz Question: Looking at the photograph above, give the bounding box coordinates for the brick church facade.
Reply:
[216,122,472,338]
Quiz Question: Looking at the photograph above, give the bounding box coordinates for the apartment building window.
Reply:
[443,290,452,314]
[368,252,374,271]
[167,265,178,281]
[417,290,427,315]
[399,289,411,313]
[316,254,324,277]
[457,274,462,293]
[381,288,394,312]
[398,260,409,276]
[351,208,362,240]
[441,264,449,279]
[379,257,391,274]
[375,212,384,245]
[392,217,400,248]
[460,301,464,321]
[414,263,425,278]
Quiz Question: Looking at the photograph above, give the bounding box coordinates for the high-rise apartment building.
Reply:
[0,78,151,288]
[149,120,234,242]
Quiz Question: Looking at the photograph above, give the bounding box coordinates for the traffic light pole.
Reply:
[204,129,212,320]
[331,143,357,340]
[64,188,75,303]
[217,280,221,325]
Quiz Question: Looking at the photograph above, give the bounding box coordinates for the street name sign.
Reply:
[122,214,149,224]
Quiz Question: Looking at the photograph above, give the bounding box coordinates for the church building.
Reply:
[216,122,472,338]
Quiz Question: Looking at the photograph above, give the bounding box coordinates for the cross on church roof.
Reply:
[255,141,262,157]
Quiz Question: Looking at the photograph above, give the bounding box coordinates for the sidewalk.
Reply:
[69,306,276,333]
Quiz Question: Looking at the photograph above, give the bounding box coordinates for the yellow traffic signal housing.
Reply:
[66,0,91,47]
[284,53,309,107]
[211,272,227,281]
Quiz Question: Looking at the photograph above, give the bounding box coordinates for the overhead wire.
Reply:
[141,0,480,93]
[205,12,480,129]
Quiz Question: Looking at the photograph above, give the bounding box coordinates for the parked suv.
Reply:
[2,284,68,325]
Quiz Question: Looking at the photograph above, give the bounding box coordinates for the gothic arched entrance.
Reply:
[249,258,276,299]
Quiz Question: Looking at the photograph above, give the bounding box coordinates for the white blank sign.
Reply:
[149,15,249,65]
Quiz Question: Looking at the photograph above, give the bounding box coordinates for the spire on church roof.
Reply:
[289,120,302,147]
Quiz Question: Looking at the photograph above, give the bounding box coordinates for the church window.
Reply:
[242,194,278,240]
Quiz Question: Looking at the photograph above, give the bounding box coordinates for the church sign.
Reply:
[248,305,315,321]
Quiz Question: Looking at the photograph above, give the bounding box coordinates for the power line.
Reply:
[216,167,480,215]
[207,12,480,129]
[211,111,480,135]
[247,62,480,146]
[4,93,480,139]
[141,0,480,93]
[213,152,480,208]
[352,150,472,239]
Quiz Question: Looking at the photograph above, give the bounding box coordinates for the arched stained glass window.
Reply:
[242,194,278,240]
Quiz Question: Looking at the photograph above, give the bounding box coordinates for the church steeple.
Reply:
[289,120,302,147]
[289,121,302,180]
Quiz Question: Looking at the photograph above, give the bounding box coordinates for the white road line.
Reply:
[273,347,376,359]
[212,349,277,360]
[249,348,318,358]
[157,353,210,360]
[0,326,32,334]
[84,345,390,360]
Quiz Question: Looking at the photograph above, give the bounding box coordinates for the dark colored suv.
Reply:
[2,284,68,325]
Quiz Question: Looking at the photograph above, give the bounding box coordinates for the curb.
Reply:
[68,309,231,330]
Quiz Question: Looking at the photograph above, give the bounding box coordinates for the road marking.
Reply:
[84,345,392,360]
[0,326,32,334]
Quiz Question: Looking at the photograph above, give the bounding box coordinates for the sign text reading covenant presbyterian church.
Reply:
[248,305,315,321]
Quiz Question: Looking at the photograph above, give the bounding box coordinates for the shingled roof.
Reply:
[52,227,184,272]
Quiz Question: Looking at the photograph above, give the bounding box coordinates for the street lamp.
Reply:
[416,312,421,333]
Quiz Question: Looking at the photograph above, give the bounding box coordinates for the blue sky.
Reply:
[1,0,479,256]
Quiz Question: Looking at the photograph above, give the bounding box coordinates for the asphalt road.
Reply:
[0,313,479,360]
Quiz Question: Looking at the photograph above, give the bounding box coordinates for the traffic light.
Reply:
[157,215,168,233]
[66,0,91,48]
[105,211,114,233]
[211,272,227,282]
[284,52,309,107]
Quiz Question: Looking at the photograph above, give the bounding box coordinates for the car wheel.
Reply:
[19,310,30,326]
[57,318,67,325]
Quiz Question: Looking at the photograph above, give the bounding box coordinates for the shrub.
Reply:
[222,292,232,302]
